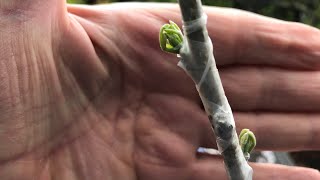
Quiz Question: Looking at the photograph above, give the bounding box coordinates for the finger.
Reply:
[69,4,320,107]
[192,155,320,180]
[117,3,320,70]
[220,66,320,112]
[69,4,320,108]
[252,163,320,180]
[206,7,320,70]
[200,112,320,151]
[235,113,320,151]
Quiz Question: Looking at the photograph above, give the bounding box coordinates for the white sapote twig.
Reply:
[159,0,257,179]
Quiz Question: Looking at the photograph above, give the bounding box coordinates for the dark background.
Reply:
[67,0,320,28]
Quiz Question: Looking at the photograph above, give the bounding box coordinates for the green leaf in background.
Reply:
[67,0,86,4]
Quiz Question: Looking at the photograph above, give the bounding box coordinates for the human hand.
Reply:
[0,1,319,179]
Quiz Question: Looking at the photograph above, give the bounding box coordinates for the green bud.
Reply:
[159,20,184,54]
[239,129,256,160]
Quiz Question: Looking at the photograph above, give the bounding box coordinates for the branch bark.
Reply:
[177,0,253,179]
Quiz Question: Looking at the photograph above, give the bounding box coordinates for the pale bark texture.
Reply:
[177,0,253,179]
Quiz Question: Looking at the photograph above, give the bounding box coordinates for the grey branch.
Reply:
[177,0,253,179]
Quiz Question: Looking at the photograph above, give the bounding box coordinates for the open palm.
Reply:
[0,1,319,180]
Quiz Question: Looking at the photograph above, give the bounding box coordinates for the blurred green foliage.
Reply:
[67,0,320,28]
[67,0,108,4]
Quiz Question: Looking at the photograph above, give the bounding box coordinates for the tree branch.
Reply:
[177,0,253,179]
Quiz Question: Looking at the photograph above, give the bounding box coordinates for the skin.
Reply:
[0,1,319,179]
